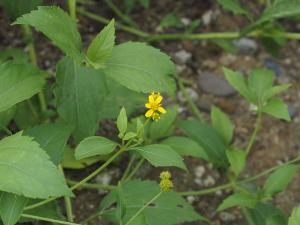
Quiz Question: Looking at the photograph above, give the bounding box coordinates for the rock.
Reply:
[186,196,196,204]
[174,50,192,64]
[181,17,191,26]
[264,58,283,76]
[194,178,202,186]
[177,88,199,102]
[288,104,297,120]
[176,65,186,73]
[198,71,236,96]
[203,175,216,187]
[234,38,258,54]
[202,10,219,26]
[219,212,236,222]
[194,165,206,178]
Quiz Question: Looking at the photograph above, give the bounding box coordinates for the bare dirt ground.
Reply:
[1,0,300,224]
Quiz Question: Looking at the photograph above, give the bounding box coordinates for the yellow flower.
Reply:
[159,171,173,192]
[145,92,166,121]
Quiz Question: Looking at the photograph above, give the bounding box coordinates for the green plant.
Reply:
[0,1,299,225]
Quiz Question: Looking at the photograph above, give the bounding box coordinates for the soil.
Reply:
[1,0,300,225]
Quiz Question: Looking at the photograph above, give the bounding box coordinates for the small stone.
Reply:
[181,17,191,26]
[219,54,237,66]
[215,190,223,196]
[234,38,258,54]
[201,10,219,25]
[176,64,186,73]
[288,104,297,119]
[194,165,206,178]
[186,196,196,204]
[219,212,236,222]
[174,50,192,64]
[203,175,216,187]
[194,178,202,186]
[264,58,283,76]
[198,71,236,96]
[202,59,217,69]
[177,88,198,102]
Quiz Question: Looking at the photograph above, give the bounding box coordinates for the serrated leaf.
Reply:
[0,192,27,225]
[55,57,107,142]
[0,0,42,20]
[131,144,187,170]
[14,6,82,60]
[226,148,246,177]
[211,106,234,144]
[223,67,254,102]
[117,107,127,136]
[288,204,300,225]
[24,123,73,165]
[104,42,176,95]
[148,106,177,141]
[262,98,291,121]
[99,180,205,225]
[0,62,45,113]
[217,0,249,15]
[87,19,115,68]
[262,83,291,103]
[160,136,208,160]
[245,202,288,225]
[217,192,257,211]
[178,120,228,167]
[263,164,300,197]
[0,134,72,199]
[75,136,118,160]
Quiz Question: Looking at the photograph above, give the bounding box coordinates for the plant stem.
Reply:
[68,0,77,20]
[59,165,74,222]
[66,179,116,190]
[246,112,262,155]
[22,25,47,113]
[21,214,80,225]
[104,0,137,28]
[77,7,149,37]
[121,154,136,181]
[178,79,204,122]
[180,183,232,196]
[125,192,162,225]
[125,158,145,181]
[24,148,125,211]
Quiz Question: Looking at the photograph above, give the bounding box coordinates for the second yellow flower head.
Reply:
[145,92,166,121]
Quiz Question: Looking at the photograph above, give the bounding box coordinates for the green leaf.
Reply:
[87,19,115,69]
[148,106,177,141]
[223,67,254,102]
[62,146,104,169]
[138,0,149,8]
[226,148,246,177]
[14,101,40,130]
[104,42,176,95]
[131,144,187,170]
[0,192,27,225]
[248,69,274,104]
[160,136,208,160]
[212,39,238,54]
[0,0,42,20]
[117,107,128,136]
[24,123,73,165]
[263,164,300,197]
[0,107,16,128]
[99,180,205,225]
[0,48,29,64]
[217,0,249,15]
[123,132,137,141]
[245,202,288,225]
[262,83,291,103]
[217,192,257,211]
[262,98,291,121]
[0,133,72,199]
[288,204,300,225]
[160,12,184,29]
[75,136,118,160]
[55,57,107,142]
[178,120,228,167]
[0,62,45,113]
[14,6,82,60]
[115,183,126,224]
[211,106,234,144]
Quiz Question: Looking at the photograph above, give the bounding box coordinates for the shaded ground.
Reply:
[1,0,300,224]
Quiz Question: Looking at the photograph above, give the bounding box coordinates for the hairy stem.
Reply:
[246,112,262,155]
[178,79,204,122]
[66,179,115,190]
[125,158,145,181]
[21,214,80,225]
[68,0,77,20]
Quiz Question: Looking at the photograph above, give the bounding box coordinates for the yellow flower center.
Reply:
[145,92,167,121]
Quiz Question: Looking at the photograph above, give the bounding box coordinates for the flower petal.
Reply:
[155,95,163,104]
[149,94,155,104]
[158,107,166,113]
[145,109,154,117]
[145,103,152,109]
